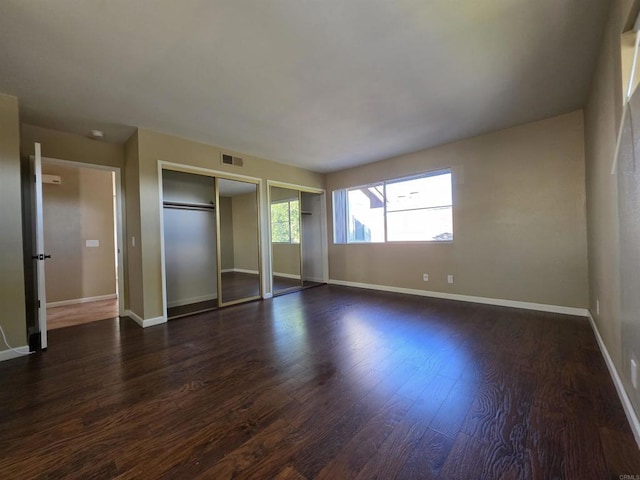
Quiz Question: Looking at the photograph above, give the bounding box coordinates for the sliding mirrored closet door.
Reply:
[270,185,326,296]
[216,178,262,306]
[270,186,302,295]
[162,170,262,318]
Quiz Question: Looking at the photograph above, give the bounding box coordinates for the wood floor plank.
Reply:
[47,298,119,329]
[394,427,455,480]
[314,393,414,480]
[0,285,637,479]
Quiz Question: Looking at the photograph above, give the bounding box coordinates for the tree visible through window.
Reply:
[271,199,300,243]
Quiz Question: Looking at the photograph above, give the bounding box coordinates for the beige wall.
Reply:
[327,111,589,308]
[232,192,260,272]
[124,132,142,316]
[42,163,116,303]
[584,0,638,410]
[21,124,124,169]
[0,94,27,348]
[272,244,301,277]
[129,128,324,320]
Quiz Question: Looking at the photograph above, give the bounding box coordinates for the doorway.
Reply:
[42,160,120,329]
[23,147,125,348]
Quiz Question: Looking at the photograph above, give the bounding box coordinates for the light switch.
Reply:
[86,240,99,248]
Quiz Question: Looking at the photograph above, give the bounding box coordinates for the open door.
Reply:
[33,143,49,349]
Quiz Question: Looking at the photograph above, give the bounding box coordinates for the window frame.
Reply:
[333,168,453,245]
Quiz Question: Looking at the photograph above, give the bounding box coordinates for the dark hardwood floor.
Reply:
[221,271,260,303]
[1,285,638,479]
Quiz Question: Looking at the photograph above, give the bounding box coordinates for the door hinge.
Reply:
[38,300,41,308]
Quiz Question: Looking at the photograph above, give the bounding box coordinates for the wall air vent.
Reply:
[221,153,244,167]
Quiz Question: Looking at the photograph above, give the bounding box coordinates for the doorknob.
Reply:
[44,254,51,259]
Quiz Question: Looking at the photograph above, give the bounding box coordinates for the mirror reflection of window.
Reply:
[271,199,300,244]
[270,186,303,295]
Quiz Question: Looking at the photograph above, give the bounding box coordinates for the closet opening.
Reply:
[160,167,262,320]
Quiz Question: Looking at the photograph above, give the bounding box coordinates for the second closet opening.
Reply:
[161,169,261,320]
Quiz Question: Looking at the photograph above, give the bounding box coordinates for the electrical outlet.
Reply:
[596,299,600,315]
[632,358,638,389]
[447,275,454,284]
[423,273,429,282]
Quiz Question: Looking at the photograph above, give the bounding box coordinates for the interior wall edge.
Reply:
[587,310,640,448]
[124,309,166,328]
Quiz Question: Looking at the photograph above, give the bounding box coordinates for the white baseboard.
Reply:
[273,272,302,280]
[47,293,117,308]
[125,310,167,328]
[327,279,588,316]
[221,268,260,275]
[587,311,640,448]
[0,346,30,362]
[167,293,218,308]
[232,268,259,275]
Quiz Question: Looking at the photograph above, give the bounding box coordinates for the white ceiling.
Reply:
[0,0,610,173]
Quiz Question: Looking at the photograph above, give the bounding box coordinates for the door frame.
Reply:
[35,155,126,320]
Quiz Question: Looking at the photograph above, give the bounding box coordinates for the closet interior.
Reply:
[162,170,261,319]
[270,185,325,296]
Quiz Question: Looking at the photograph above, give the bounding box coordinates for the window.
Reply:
[271,199,300,243]
[333,169,453,243]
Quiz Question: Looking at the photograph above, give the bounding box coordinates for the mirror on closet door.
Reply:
[270,186,302,295]
[217,178,261,305]
[162,170,218,319]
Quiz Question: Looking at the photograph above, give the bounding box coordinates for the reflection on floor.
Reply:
[221,271,260,302]
[303,280,323,289]
[168,272,261,320]
[47,298,119,330]
[273,276,324,296]
[273,275,301,292]
[167,299,219,320]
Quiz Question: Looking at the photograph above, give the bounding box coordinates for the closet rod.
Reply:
[163,200,215,211]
